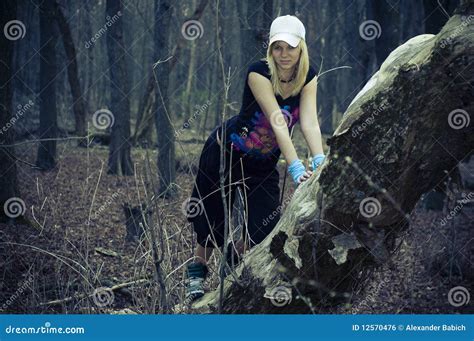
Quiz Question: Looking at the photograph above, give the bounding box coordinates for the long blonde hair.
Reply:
[264,39,309,98]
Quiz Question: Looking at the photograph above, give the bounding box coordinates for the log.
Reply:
[192,3,474,313]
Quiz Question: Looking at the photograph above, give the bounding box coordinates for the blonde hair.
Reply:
[264,39,309,98]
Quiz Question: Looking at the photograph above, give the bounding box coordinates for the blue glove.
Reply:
[311,154,325,171]
[288,159,306,184]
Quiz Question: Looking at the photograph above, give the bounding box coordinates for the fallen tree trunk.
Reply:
[193,2,474,313]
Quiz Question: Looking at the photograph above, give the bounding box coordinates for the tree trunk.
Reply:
[106,0,134,175]
[135,0,208,146]
[193,6,474,313]
[181,0,198,130]
[36,0,58,171]
[0,0,19,221]
[154,0,176,196]
[133,74,155,146]
[53,1,87,144]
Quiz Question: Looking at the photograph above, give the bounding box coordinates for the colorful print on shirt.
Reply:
[230,105,300,159]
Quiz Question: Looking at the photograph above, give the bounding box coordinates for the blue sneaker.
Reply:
[185,262,208,301]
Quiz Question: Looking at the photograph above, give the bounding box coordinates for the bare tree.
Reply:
[153,0,174,196]
[0,0,18,220]
[36,0,58,171]
[106,0,134,175]
[54,1,88,144]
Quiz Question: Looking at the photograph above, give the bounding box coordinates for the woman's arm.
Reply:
[299,76,324,156]
[247,72,299,165]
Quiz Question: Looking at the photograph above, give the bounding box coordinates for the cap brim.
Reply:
[269,33,301,48]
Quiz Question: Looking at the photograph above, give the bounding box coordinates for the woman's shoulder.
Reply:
[247,59,270,79]
[304,64,317,85]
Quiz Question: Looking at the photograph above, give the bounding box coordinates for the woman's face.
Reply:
[271,41,301,70]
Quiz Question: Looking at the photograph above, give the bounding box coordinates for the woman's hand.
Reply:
[311,153,325,171]
[298,169,313,183]
[288,159,313,184]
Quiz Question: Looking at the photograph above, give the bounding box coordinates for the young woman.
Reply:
[184,15,325,300]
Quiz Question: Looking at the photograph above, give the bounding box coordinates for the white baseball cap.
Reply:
[269,15,306,48]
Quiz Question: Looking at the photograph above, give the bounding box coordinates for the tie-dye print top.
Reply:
[223,59,317,166]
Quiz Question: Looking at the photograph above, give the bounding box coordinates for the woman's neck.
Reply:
[278,66,296,82]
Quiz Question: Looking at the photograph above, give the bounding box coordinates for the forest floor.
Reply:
[1,128,472,314]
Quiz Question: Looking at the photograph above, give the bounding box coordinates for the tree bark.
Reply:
[153,0,175,196]
[133,74,155,146]
[134,0,208,145]
[36,0,58,171]
[0,0,18,221]
[106,0,134,175]
[53,1,88,144]
[193,6,474,313]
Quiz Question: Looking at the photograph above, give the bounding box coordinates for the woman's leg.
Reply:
[244,167,281,247]
[194,243,213,265]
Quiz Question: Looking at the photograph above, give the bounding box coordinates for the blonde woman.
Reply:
[185,15,325,300]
